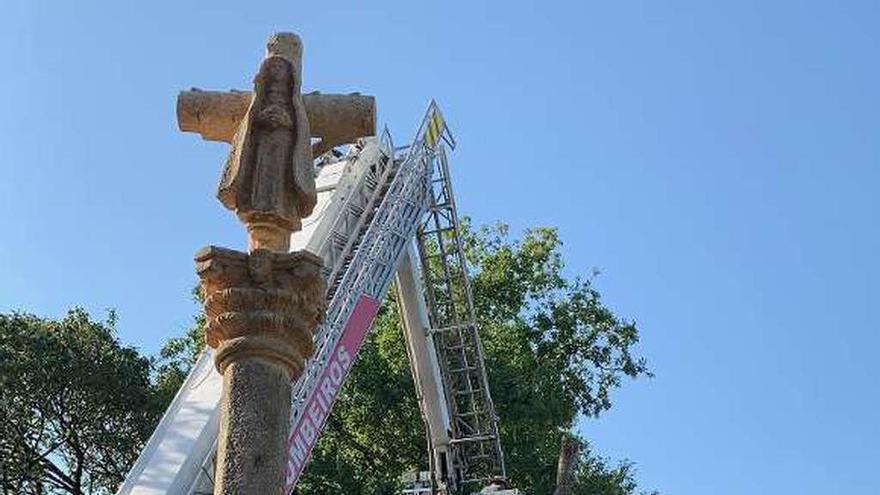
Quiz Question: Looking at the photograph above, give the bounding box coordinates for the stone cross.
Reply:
[178,33,375,252]
[180,32,371,494]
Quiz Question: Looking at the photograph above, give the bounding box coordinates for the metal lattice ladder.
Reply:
[186,125,439,493]
[283,126,435,489]
[416,144,506,490]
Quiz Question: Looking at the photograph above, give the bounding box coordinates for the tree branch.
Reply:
[326,416,390,470]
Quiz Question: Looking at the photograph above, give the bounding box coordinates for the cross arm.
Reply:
[177,89,376,155]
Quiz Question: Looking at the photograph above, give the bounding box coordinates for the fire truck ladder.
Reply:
[416,144,506,490]
[183,127,429,493]
[283,125,435,490]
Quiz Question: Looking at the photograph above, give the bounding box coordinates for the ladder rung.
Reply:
[448,366,478,374]
[429,323,472,335]
[449,434,497,444]
[455,409,488,418]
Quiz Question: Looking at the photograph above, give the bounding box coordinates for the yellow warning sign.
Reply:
[424,108,445,149]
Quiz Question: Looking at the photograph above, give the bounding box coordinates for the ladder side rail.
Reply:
[292,146,426,415]
[323,141,395,289]
[288,134,396,414]
[436,146,506,478]
[283,143,434,490]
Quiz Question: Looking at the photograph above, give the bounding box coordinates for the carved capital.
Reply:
[195,246,326,378]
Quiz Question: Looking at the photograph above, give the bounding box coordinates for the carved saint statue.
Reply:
[217,33,316,252]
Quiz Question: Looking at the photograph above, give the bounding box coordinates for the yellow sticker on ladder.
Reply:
[425,110,445,148]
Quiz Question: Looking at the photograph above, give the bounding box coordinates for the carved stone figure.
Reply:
[218,33,315,252]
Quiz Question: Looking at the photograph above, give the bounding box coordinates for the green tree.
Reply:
[152,288,206,408]
[465,224,651,492]
[572,441,657,495]
[0,309,164,495]
[158,222,654,494]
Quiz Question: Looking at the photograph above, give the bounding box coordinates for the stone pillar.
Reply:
[196,246,325,495]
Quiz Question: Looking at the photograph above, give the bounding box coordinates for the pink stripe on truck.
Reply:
[284,295,381,490]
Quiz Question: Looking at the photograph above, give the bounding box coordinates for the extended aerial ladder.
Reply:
[117,103,511,494]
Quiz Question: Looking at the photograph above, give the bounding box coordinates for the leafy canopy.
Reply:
[0,309,165,495]
[0,222,655,494]
[158,223,654,494]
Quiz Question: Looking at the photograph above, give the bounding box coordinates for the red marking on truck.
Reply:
[284,295,380,491]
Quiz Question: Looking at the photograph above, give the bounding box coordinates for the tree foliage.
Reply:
[0,309,164,494]
[292,223,653,494]
[571,441,658,495]
[152,288,206,409]
[0,222,654,494]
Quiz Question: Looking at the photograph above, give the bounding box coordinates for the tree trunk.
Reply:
[553,434,581,495]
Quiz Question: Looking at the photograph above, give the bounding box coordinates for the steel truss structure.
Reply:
[417,145,505,489]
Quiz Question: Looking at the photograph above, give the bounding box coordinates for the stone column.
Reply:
[196,246,325,495]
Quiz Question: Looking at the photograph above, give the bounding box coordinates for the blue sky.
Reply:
[1,1,878,493]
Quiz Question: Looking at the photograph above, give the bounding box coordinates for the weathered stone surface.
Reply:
[216,358,292,494]
[195,245,325,495]
[196,245,325,376]
[177,90,376,155]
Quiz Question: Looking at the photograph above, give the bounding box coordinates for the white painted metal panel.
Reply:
[115,350,221,494]
[396,246,453,479]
